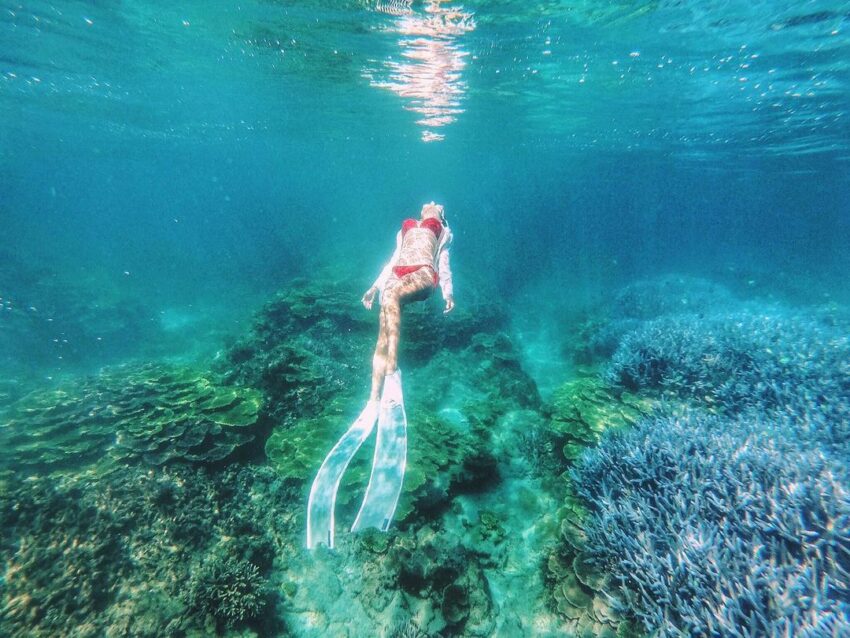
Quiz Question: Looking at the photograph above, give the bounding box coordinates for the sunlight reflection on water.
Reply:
[365,0,476,142]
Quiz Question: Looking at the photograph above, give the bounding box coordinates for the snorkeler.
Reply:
[307,202,454,549]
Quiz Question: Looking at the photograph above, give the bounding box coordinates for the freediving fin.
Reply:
[351,369,408,534]
[307,400,379,549]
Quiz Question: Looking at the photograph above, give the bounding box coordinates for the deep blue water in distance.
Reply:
[1,2,850,636]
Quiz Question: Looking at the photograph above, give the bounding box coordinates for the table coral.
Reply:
[0,362,263,473]
[549,374,653,464]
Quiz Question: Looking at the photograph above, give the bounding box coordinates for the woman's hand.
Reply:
[443,295,455,314]
[362,287,378,310]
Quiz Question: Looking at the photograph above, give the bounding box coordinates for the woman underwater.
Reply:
[361,200,455,400]
[306,201,454,549]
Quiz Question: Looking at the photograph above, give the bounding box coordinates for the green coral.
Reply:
[217,277,374,427]
[264,414,370,510]
[546,505,632,636]
[549,375,652,463]
[0,362,263,473]
[396,412,476,521]
[476,510,506,544]
[0,463,288,638]
[543,378,650,637]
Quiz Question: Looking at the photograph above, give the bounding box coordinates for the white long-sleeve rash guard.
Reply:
[371,225,454,301]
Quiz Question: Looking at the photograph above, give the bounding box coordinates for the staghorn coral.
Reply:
[570,275,737,364]
[570,411,850,637]
[184,554,269,627]
[606,309,850,437]
[386,618,431,638]
[0,362,263,472]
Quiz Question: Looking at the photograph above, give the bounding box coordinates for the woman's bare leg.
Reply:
[383,269,435,375]
[369,305,390,401]
[369,269,434,397]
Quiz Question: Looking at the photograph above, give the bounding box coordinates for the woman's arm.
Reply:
[437,234,454,313]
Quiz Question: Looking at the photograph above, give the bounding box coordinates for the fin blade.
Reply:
[307,401,379,549]
[351,371,407,534]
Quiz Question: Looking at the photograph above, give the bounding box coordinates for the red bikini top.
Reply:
[401,217,443,238]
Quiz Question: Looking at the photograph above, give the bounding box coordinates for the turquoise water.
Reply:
[1,2,849,637]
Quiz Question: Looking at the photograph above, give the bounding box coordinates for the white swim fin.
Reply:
[307,400,379,549]
[351,369,408,534]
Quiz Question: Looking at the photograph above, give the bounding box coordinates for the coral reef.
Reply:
[251,276,540,525]
[0,362,264,472]
[185,554,269,627]
[215,278,375,427]
[387,532,495,636]
[386,618,431,638]
[570,275,737,364]
[606,309,850,437]
[0,274,563,638]
[570,411,850,637]
[558,282,850,637]
[0,462,290,638]
[543,472,641,638]
[548,375,654,464]
[216,276,515,427]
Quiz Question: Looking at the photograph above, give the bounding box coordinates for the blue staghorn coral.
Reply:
[571,275,738,365]
[606,309,850,439]
[570,412,850,637]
